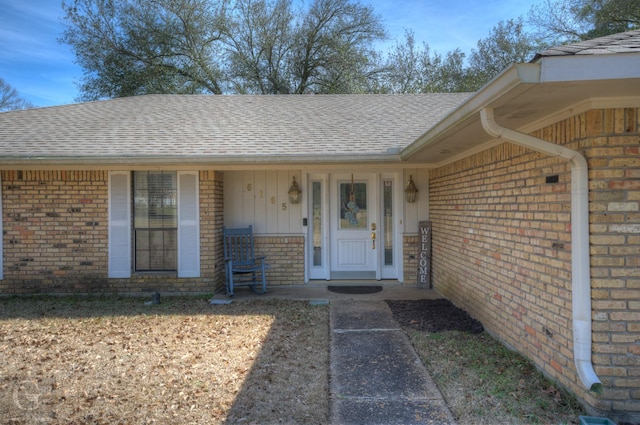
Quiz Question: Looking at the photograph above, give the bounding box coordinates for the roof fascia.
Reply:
[540,52,640,82]
[400,63,541,160]
[0,153,407,169]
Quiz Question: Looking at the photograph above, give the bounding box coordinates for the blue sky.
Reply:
[0,0,539,107]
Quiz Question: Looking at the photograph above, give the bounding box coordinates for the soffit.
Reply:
[402,66,640,165]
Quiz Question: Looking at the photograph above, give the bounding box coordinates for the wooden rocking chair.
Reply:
[223,226,270,296]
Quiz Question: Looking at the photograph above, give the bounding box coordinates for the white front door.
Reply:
[330,173,378,279]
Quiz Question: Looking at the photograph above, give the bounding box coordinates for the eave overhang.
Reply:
[401,52,640,166]
[0,153,416,171]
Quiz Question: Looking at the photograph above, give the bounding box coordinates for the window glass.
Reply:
[133,171,177,271]
[383,180,393,266]
[312,181,322,266]
[339,181,367,229]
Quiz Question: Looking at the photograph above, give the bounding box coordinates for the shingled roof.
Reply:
[0,93,470,164]
[533,29,640,61]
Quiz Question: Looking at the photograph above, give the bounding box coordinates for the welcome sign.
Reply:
[418,221,432,288]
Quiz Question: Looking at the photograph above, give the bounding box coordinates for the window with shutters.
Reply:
[133,171,177,271]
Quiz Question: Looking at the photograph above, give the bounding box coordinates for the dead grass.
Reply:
[407,329,585,425]
[0,296,329,425]
[2,294,588,425]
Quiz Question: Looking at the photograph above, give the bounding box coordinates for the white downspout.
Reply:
[480,108,602,393]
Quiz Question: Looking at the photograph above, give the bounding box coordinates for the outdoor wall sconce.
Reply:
[288,176,301,204]
[404,175,418,203]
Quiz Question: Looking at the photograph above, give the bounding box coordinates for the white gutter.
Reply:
[480,107,602,393]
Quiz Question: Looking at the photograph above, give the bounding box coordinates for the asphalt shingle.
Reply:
[533,29,640,60]
[0,94,470,162]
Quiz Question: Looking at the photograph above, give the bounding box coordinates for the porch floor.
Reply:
[211,281,443,302]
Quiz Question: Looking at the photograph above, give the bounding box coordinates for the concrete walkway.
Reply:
[330,300,456,425]
[211,283,457,424]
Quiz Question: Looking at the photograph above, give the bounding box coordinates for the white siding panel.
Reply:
[265,171,279,233]
[224,171,243,227]
[178,171,200,278]
[108,171,131,278]
[223,170,303,234]
[253,170,267,233]
[278,171,290,232]
[403,169,416,234]
[417,168,429,222]
[242,172,255,225]
[289,171,302,234]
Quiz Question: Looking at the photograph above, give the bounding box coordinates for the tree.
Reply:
[381,31,472,94]
[467,18,538,88]
[381,30,427,94]
[529,0,640,45]
[223,0,295,94]
[61,0,227,100]
[61,0,386,98]
[287,0,385,94]
[382,21,536,95]
[428,49,473,92]
[223,0,385,94]
[575,0,640,38]
[0,78,34,111]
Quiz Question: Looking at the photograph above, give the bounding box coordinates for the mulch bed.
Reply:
[386,298,484,334]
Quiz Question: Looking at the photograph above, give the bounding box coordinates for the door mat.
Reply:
[327,285,383,294]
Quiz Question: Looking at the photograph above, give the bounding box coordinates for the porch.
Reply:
[209,281,442,302]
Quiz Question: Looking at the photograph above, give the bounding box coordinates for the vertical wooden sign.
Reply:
[418,221,432,288]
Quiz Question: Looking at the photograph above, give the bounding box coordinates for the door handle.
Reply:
[371,231,376,249]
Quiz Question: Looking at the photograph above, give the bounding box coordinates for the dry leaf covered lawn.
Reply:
[386,300,585,425]
[0,296,329,425]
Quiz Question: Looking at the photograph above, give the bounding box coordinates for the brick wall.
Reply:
[577,109,640,417]
[200,170,225,290]
[429,108,640,419]
[1,170,109,293]
[254,236,305,285]
[1,170,224,294]
[403,235,419,286]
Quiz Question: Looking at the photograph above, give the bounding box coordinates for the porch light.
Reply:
[288,176,301,204]
[404,175,418,203]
